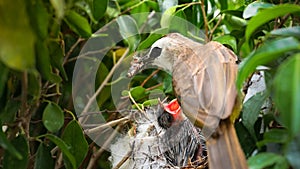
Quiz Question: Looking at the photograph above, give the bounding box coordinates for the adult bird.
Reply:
[127,33,248,169]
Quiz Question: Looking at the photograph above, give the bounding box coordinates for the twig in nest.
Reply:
[84,116,130,135]
[86,124,124,169]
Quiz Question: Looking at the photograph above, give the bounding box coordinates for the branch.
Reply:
[79,48,130,124]
[200,0,209,42]
[86,124,123,169]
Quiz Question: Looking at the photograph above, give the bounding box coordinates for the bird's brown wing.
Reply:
[193,41,238,119]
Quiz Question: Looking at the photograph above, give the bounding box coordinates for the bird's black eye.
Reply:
[149,47,162,58]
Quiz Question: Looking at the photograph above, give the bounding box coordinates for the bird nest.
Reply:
[110,106,208,169]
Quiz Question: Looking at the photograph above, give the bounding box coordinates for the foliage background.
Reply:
[0,0,300,168]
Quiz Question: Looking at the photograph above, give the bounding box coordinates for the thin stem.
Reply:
[79,48,129,124]
[86,124,123,169]
[141,69,160,87]
[200,0,209,42]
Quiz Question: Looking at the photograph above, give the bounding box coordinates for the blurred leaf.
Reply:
[274,54,300,137]
[163,74,173,94]
[237,37,300,90]
[286,134,300,169]
[224,14,247,30]
[0,0,35,71]
[75,1,97,24]
[242,91,267,140]
[64,10,92,38]
[138,28,168,50]
[42,102,64,133]
[235,122,257,157]
[3,135,28,169]
[28,71,41,101]
[0,62,9,97]
[130,86,147,101]
[42,134,76,169]
[36,40,62,83]
[191,1,202,28]
[145,0,159,11]
[248,152,289,169]
[48,41,68,80]
[257,129,290,148]
[116,15,141,52]
[0,126,22,160]
[62,120,88,169]
[158,0,178,12]
[34,143,55,169]
[170,9,188,35]
[89,0,108,21]
[143,99,159,106]
[214,35,237,52]
[130,3,150,27]
[161,5,178,28]
[219,0,228,10]
[27,0,49,40]
[243,2,274,19]
[96,62,110,107]
[270,26,300,39]
[50,0,65,20]
[121,90,129,96]
[0,100,20,123]
[245,4,300,42]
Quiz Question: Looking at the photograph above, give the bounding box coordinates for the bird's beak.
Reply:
[127,55,144,78]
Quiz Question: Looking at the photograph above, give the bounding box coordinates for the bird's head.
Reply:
[127,34,185,78]
[158,99,184,129]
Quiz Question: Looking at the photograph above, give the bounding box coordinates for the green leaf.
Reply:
[286,134,300,169]
[95,62,110,107]
[3,135,28,169]
[270,26,300,39]
[245,4,300,42]
[34,143,55,169]
[0,100,20,123]
[191,1,203,29]
[89,0,108,21]
[138,28,168,50]
[143,99,159,106]
[116,15,141,52]
[64,10,92,38]
[62,120,88,169]
[131,3,150,27]
[0,62,9,99]
[35,40,62,83]
[42,102,64,133]
[160,5,178,28]
[0,126,22,160]
[163,74,173,94]
[274,54,300,137]
[242,91,267,140]
[237,37,300,90]
[50,0,65,20]
[170,9,188,35]
[27,0,49,40]
[130,86,146,101]
[0,0,35,71]
[41,134,77,169]
[248,153,289,169]
[214,35,237,52]
[158,0,178,12]
[28,71,41,101]
[48,41,68,80]
[243,2,274,19]
[224,14,247,30]
[257,129,290,148]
